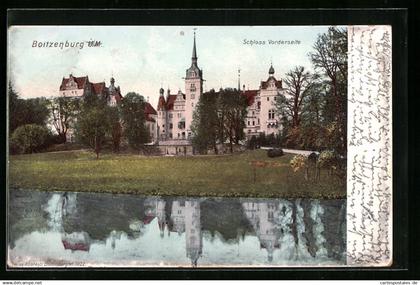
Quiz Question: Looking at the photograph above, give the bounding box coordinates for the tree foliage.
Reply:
[48,96,80,143]
[191,88,247,154]
[120,92,149,151]
[75,106,113,159]
[219,88,248,152]
[191,89,219,154]
[9,83,50,133]
[276,66,315,128]
[309,27,347,155]
[10,124,50,154]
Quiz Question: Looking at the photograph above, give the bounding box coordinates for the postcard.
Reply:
[6,24,392,267]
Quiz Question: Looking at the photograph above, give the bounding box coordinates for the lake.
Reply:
[8,189,346,267]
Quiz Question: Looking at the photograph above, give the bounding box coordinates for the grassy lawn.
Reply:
[8,150,346,198]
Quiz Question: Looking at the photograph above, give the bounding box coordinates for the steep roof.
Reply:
[91,82,107,95]
[144,102,157,122]
[260,77,282,89]
[144,102,157,115]
[157,96,166,111]
[166,95,178,111]
[243,90,259,106]
[60,75,89,91]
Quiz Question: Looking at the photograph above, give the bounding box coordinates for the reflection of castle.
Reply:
[144,198,203,266]
[242,201,283,262]
[170,200,203,266]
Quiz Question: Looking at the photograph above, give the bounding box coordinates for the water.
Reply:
[8,189,346,267]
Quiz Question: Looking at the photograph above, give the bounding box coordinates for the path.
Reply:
[260,147,318,156]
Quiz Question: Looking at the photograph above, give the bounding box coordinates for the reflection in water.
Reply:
[8,189,346,267]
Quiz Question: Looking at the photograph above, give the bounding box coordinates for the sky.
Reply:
[8,25,332,108]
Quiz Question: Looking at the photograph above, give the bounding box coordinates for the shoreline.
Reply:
[8,187,346,200]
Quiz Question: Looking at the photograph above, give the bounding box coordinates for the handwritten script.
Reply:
[347,26,392,266]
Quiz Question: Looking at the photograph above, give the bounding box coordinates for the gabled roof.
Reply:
[260,77,282,89]
[157,93,185,111]
[60,75,89,91]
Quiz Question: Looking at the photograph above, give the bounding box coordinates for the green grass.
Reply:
[8,150,346,199]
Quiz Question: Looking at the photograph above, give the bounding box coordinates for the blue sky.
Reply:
[8,25,333,107]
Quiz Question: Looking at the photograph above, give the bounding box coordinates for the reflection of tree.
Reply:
[62,193,147,241]
[200,199,253,242]
[241,198,346,263]
[8,189,50,249]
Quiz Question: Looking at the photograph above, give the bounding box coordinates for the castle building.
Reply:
[155,31,203,155]
[242,65,286,139]
[155,32,286,154]
[59,75,157,143]
[59,31,286,150]
[59,74,124,105]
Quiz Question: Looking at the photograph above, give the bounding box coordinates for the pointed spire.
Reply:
[192,29,197,61]
[269,61,275,76]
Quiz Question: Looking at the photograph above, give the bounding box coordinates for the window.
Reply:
[268,109,275,120]
[169,133,173,138]
[248,121,250,126]
[169,113,173,118]
[192,103,194,107]
[178,112,181,118]
[169,123,173,129]
[252,121,255,126]
[258,102,261,109]
[267,97,269,101]
[274,96,277,101]
[191,93,195,99]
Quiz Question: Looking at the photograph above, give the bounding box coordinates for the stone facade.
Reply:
[156,32,286,153]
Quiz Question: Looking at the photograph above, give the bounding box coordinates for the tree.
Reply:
[120,92,149,151]
[109,106,122,152]
[276,66,314,128]
[309,27,347,155]
[191,89,220,154]
[48,96,80,143]
[219,88,248,153]
[9,83,50,133]
[10,124,49,154]
[75,107,113,159]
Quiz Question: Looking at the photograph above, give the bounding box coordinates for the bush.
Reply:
[290,154,307,172]
[10,124,50,154]
[267,148,284,158]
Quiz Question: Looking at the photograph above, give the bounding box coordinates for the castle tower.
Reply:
[184,30,203,138]
[157,87,167,140]
[185,200,202,266]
